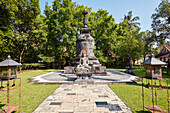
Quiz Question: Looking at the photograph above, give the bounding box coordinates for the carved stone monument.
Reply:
[64,9,107,75]
[125,54,135,75]
[74,50,93,82]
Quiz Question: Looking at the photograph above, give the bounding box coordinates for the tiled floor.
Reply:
[32,84,132,113]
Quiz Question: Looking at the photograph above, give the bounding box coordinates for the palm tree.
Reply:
[123,11,140,29]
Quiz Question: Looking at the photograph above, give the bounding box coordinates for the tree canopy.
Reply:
[151,0,170,44]
[0,0,46,63]
[0,0,168,68]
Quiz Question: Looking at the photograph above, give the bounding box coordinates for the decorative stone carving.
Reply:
[74,50,93,82]
[76,50,91,70]
[125,54,135,75]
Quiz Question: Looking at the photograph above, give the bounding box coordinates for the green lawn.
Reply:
[107,68,126,72]
[109,68,170,113]
[0,68,169,113]
[0,69,60,113]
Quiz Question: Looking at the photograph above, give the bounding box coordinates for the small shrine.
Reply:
[0,55,21,80]
[142,56,167,78]
[0,55,21,113]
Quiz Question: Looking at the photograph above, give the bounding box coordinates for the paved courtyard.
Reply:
[32,84,132,113]
[28,70,139,84]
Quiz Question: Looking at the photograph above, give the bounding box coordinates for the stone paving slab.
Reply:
[28,70,139,84]
[32,84,132,113]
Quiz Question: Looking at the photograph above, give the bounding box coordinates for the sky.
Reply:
[39,0,161,32]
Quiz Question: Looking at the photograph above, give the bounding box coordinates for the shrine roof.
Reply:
[142,57,167,65]
[0,55,21,67]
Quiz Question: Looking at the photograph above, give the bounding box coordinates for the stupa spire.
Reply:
[82,9,88,28]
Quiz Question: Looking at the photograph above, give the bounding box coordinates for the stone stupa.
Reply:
[64,9,107,76]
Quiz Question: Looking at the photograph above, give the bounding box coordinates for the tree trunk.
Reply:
[19,48,24,64]
[167,65,169,75]
[143,54,146,61]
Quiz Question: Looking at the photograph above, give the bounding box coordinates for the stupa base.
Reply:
[64,66,107,76]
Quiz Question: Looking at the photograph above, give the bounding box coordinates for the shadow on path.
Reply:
[92,77,117,81]
[60,74,76,81]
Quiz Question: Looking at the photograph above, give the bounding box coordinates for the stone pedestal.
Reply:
[75,73,94,83]
[64,66,107,75]
[64,66,75,74]
[93,66,107,75]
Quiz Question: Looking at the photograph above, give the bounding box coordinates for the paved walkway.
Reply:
[28,70,139,84]
[32,84,132,113]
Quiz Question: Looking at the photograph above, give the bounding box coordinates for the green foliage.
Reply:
[151,0,170,44]
[12,0,46,63]
[122,11,140,30]
[38,54,54,63]
[140,30,156,61]
[21,63,46,70]
[0,0,46,63]
[89,9,117,64]
[0,0,17,60]
[43,0,91,65]
[1,0,165,68]
[42,0,144,67]
[115,12,143,61]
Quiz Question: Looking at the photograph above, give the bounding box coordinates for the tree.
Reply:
[43,0,90,66]
[122,11,140,30]
[140,30,156,61]
[0,0,46,63]
[116,16,143,63]
[13,0,47,63]
[151,0,170,44]
[88,9,118,65]
[0,0,18,60]
[43,1,144,67]
[38,54,54,68]
[113,11,144,67]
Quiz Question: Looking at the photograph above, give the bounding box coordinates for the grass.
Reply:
[109,67,170,113]
[0,68,169,113]
[0,69,60,113]
[107,68,126,72]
